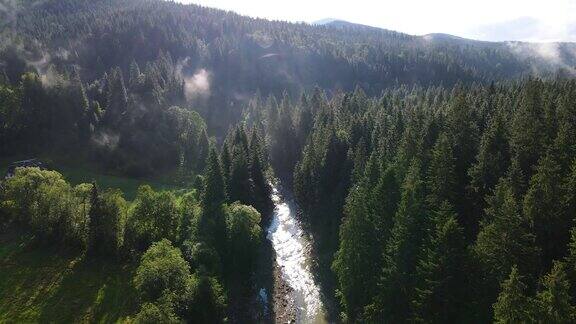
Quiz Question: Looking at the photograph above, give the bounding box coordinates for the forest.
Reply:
[1,0,576,323]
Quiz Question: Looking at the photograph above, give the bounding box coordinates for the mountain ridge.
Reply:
[313,18,576,45]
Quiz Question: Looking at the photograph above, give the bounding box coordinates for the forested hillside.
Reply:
[2,0,576,140]
[1,0,576,323]
[251,79,576,322]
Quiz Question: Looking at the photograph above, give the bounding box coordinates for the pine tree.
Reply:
[523,153,569,266]
[87,183,102,254]
[228,127,253,205]
[332,165,382,321]
[201,148,228,257]
[296,92,314,150]
[563,159,576,233]
[474,178,540,284]
[368,160,429,322]
[493,266,534,324]
[249,130,272,217]
[103,67,128,127]
[535,261,574,323]
[445,91,479,191]
[427,133,457,207]
[412,201,467,323]
[564,225,576,296]
[202,148,226,214]
[469,111,510,210]
[220,144,232,190]
[367,163,400,247]
[87,183,126,256]
[510,80,546,179]
[350,138,368,184]
[129,60,142,90]
[553,89,576,172]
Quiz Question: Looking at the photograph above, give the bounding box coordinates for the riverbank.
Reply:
[272,261,297,323]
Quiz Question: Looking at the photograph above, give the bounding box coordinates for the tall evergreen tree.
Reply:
[427,133,458,207]
[367,160,428,322]
[523,153,570,266]
[469,111,510,211]
[248,129,272,217]
[333,164,381,321]
[493,266,534,324]
[412,202,467,323]
[203,148,226,214]
[535,261,574,323]
[474,178,540,285]
[510,80,546,181]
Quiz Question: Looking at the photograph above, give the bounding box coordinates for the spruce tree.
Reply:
[523,153,569,266]
[469,111,510,210]
[249,130,272,216]
[427,133,457,208]
[412,201,467,323]
[535,261,574,323]
[332,165,381,321]
[493,266,534,324]
[369,160,429,322]
[474,178,540,284]
[203,148,226,214]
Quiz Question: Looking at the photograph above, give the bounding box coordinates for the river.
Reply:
[266,185,327,324]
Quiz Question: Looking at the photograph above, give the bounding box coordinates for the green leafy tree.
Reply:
[127,186,181,250]
[134,239,190,303]
[225,203,262,278]
[180,275,227,323]
[135,299,181,324]
[0,168,87,246]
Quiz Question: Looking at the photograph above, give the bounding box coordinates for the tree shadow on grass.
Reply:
[0,236,78,322]
[0,230,137,323]
[36,255,138,323]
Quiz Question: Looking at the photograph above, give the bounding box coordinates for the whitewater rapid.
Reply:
[267,185,326,324]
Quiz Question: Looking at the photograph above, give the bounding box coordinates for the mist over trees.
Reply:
[2,0,576,148]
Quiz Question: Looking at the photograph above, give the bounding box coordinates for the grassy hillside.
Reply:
[0,230,138,323]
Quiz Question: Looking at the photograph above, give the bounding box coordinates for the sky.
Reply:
[175,0,576,42]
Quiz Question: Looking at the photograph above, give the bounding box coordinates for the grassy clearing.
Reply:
[58,164,182,201]
[0,156,185,201]
[0,231,138,323]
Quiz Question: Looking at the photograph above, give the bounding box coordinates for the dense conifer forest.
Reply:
[1,0,576,323]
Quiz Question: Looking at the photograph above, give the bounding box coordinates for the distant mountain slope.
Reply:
[0,0,575,112]
[312,18,380,30]
[311,18,340,25]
